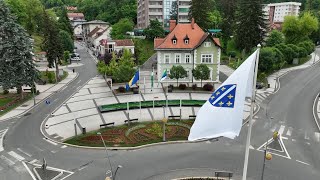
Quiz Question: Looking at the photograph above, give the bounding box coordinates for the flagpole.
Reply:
[242,44,261,180]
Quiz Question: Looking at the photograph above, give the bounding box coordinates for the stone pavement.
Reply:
[0,64,80,121]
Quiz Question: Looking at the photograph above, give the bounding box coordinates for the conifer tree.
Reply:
[0,0,39,97]
[234,0,267,53]
[188,0,215,30]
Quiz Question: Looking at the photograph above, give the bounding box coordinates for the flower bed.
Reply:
[0,93,32,116]
[64,120,194,147]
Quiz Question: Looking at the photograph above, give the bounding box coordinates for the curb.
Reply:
[0,71,79,122]
[312,92,320,131]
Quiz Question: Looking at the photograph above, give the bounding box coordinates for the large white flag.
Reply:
[188,50,258,141]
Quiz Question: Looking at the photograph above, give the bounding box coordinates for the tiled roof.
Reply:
[114,39,134,46]
[67,13,84,18]
[88,27,102,37]
[154,23,206,49]
[82,20,109,25]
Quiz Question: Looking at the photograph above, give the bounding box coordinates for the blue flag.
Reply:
[126,70,140,91]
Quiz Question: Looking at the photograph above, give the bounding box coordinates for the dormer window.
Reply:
[172,34,177,44]
[184,34,189,44]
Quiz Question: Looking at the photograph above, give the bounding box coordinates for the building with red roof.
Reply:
[154,19,221,84]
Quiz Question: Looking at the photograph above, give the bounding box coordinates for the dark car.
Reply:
[256,82,264,89]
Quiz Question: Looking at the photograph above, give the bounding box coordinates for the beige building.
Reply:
[137,0,191,30]
[82,20,110,44]
[263,2,301,25]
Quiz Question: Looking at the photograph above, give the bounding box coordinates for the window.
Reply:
[201,54,213,63]
[185,54,190,63]
[175,54,181,63]
[185,40,189,44]
[204,42,211,47]
[164,54,170,64]
[173,40,177,44]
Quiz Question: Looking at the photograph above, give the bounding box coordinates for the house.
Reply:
[67,13,86,27]
[74,24,83,40]
[87,27,112,55]
[98,39,135,57]
[154,19,221,84]
[82,20,110,44]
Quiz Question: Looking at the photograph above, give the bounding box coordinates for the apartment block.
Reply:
[263,2,301,24]
[137,0,191,30]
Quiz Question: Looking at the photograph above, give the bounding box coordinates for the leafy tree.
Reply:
[275,43,296,64]
[234,0,267,52]
[188,0,215,30]
[259,47,284,73]
[42,9,63,80]
[170,1,178,22]
[97,61,108,76]
[0,1,39,98]
[57,7,73,37]
[144,19,165,39]
[59,30,74,53]
[111,18,134,39]
[113,49,136,83]
[298,40,315,54]
[192,64,210,87]
[266,30,285,47]
[169,65,187,86]
[106,53,118,76]
[103,51,113,65]
[216,0,237,43]
[208,10,222,29]
[63,51,70,63]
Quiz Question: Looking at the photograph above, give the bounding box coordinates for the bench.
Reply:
[168,115,181,120]
[124,119,138,124]
[189,115,196,119]
[100,122,115,128]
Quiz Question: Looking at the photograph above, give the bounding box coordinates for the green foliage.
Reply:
[144,19,165,40]
[298,40,315,54]
[235,0,267,52]
[133,39,155,65]
[0,1,39,93]
[63,51,70,63]
[111,18,134,39]
[266,30,285,47]
[169,65,187,86]
[57,7,73,37]
[282,13,319,44]
[188,0,216,30]
[59,30,74,53]
[217,0,237,42]
[170,1,178,22]
[275,43,296,64]
[145,123,166,138]
[259,47,284,73]
[192,64,210,87]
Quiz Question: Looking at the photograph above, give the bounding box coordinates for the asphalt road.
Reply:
[1,46,320,180]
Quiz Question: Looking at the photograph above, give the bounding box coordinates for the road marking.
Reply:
[0,155,15,166]
[60,86,67,92]
[315,132,320,142]
[8,151,25,161]
[249,145,254,150]
[53,135,60,139]
[43,138,58,145]
[292,139,296,142]
[0,128,9,152]
[286,127,293,136]
[51,150,58,153]
[31,145,44,151]
[76,80,82,84]
[304,132,310,140]
[29,159,38,164]
[282,136,288,140]
[278,125,285,135]
[296,160,310,165]
[22,161,37,180]
[17,148,32,157]
[78,165,88,171]
[61,145,67,149]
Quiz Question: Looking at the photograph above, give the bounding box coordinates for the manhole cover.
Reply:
[21,104,29,107]
[24,112,32,116]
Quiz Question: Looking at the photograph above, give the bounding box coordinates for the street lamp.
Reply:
[113,165,123,180]
[97,132,114,179]
[261,116,274,180]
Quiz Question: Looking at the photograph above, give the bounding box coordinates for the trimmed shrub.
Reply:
[203,83,214,91]
[118,86,126,93]
[192,84,197,90]
[179,84,187,90]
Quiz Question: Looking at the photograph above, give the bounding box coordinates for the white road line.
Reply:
[53,135,60,139]
[304,132,310,140]
[61,145,67,149]
[282,136,288,140]
[286,127,293,136]
[22,161,37,180]
[296,160,310,165]
[0,155,15,166]
[0,128,8,152]
[17,148,32,157]
[278,125,285,135]
[76,80,82,84]
[315,132,320,142]
[249,145,254,150]
[8,151,25,161]
[29,159,38,164]
[43,138,58,146]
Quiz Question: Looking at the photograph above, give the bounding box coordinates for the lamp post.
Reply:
[261,116,274,180]
[113,165,123,180]
[97,132,114,179]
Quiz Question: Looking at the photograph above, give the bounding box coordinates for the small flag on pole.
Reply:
[126,70,140,91]
[151,69,154,91]
[160,69,168,82]
[188,50,258,141]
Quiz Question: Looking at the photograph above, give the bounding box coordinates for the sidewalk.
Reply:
[0,67,79,121]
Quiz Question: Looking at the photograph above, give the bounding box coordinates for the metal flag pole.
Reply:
[242,44,261,180]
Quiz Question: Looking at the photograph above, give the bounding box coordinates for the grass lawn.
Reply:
[133,39,155,65]
[40,71,68,84]
[64,120,194,147]
[0,93,33,116]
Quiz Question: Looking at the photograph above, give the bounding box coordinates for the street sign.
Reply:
[45,99,51,105]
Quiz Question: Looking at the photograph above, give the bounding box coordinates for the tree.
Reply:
[192,64,210,87]
[216,0,237,43]
[42,9,63,81]
[170,1,178,22]
[234,0,267,52]
[144,19,165,39]
[266,30,285,47]
[169,65,187,86]
[63,51,70,63]
[111,18,134,39]
[57,7,73,37]
[275,43,296,64]
[0,1,39,98]
[259,47,284,73]
[103,51,113,65]
[113,49,136,83]
[188,0,215,30]
[59,30,74,53]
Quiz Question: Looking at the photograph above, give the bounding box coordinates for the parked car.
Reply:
[256,82,264,89]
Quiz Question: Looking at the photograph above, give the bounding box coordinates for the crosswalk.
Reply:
[255,92,270,103]
[271,124,320,143]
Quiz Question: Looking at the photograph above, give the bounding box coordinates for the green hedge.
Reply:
[99,100,206,113]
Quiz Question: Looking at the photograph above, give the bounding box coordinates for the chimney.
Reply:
[191,18,195,29]
[169,19,176,32]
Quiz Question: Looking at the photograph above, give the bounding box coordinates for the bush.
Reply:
[3,90,9,94]
[192,84,197,90]
[179,84,187,90]
[118,86,126,93]
[228,51,237,58]
[203,83,214,91]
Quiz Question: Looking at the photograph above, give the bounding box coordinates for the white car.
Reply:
[71,57,81,61]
